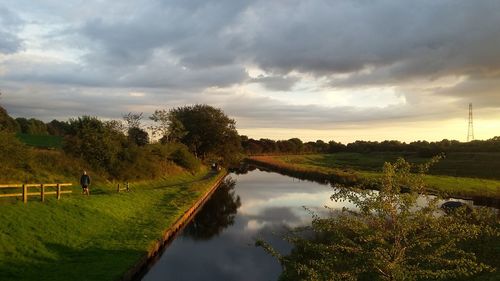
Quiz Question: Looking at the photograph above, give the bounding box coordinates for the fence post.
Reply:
[117,183,120,193]
[56,184,61,200]
[23,184,27,203]
[41,184,45,202]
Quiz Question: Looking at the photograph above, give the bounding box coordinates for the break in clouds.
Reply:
[1,0,500,140]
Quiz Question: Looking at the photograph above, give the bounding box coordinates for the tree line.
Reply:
[242,136,500,156]
[0,104,241,181]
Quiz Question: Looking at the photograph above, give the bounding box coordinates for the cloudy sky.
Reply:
[1,0,499,143]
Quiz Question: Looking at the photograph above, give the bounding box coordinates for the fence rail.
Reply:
[0,183,72,203]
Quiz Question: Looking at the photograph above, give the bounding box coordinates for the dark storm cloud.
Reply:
[0,6,23,54]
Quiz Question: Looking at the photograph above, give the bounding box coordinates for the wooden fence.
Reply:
[0,183,72,203]
[117,182,130,193]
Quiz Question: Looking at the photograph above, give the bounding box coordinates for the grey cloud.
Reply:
[1,0,499,133]
[434,78,500,108]
[78,0,251,68]
[250,75,299,91]
[242,0,500,80]
[202,92,463,129]
[7,0,500,89]
[1,54,248,90]
[0,6,24,54]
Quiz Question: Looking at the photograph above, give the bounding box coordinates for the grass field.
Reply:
[281,152,500,180]
[0,168,224,281]
[16,133,63,149]
[250,153,500,199]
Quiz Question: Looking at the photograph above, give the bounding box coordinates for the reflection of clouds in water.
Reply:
[238,191,333,215]
[244,206,304,232]
[143,169,356,281]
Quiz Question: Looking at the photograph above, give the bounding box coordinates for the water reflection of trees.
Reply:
[183,177,241,240]
[229,163,257,175]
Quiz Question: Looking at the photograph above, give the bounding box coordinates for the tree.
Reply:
[46,119,70,136]
[183,178,241,239]
[258,157,498,280]
[149,109,169,140]
[122,112,143,131]
[167,104,241,163]
[0,106,19,132]
[64,116,126,174]
[127,127,149,146]
[15,117,48,135]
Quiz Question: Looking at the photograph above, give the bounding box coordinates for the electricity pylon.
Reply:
[467,103,474,142]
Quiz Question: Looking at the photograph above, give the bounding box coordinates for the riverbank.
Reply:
[248,154,500,201]
[0,168,225,281]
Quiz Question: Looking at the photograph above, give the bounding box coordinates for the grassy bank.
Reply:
[0,168,225,281]
[249,154,500,199]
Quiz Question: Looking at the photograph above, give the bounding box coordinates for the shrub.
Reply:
[170,145,201,172]
[258,157,499,280]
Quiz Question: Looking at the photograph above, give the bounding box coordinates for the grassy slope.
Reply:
[251,153,500,199]
[0,168,224,281]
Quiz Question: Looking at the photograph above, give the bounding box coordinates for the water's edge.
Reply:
[245,158,500,208]
[120,172,228,281]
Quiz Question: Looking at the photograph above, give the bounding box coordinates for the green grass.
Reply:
[281,152,500,180]
[254,153,500,199]
[0,168,224,281]
[16,134,63,149]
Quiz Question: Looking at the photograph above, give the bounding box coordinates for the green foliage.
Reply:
[15,117,48,135]
[64,116,126,175]
[0,131,33,180]
[242,137,500,155]
[167,104,241,164]
[258,158,499,281]
[127,127,149,146]
[16,133,63,149]
[0,106,19,132]
[0,131,90,183]
[170,144,202,172]
[46,119,70,136]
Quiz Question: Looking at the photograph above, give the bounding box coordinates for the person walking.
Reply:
[80,170,91,195]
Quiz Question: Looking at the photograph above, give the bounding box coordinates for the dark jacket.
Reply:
[80,174,91,186]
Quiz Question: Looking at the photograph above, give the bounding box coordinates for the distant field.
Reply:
[16,133,63,149]
[280,152,500,180]
[250,153,500,199]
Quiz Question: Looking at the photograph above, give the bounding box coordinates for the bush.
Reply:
[170,145,201,172]
[258,157,499,280]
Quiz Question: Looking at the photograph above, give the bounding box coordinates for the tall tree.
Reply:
[167,104,241,163]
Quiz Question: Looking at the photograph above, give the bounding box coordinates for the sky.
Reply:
[0,0,499,143]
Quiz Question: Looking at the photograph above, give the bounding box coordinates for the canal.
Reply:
[141,167,484,281]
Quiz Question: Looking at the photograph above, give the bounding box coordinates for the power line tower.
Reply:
[467,103,474,142]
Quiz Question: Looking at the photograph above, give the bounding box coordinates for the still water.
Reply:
[142,168,353,281]
[141,167,482,281]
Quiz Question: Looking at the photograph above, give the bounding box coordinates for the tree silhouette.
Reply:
[183,178,241,240]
